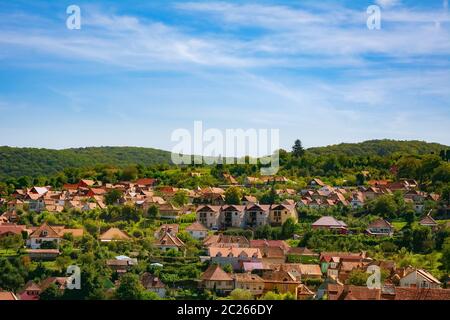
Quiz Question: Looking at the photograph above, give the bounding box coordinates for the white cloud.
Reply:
[375,0,401,8]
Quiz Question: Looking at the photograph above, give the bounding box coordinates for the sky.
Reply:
[0,0,449,154]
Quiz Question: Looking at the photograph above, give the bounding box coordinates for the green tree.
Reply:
[281,218,296,239]
[105,189,122,205]
[40,283,62,300]
[229,288,253,300]
[147,205,160,220]
[225,186,242,205]
[172,190,188,207]
[115,273,145,300]
[292,139,305,158]
[442,237,450,272]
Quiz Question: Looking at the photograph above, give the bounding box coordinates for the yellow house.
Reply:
[269,203,298,226]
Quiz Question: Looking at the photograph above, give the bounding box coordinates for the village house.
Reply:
[419,213,438,228]
[141,272,166,298]
[261,269,301,297]
[153,224,179,239]
[155,231,186,252]
[232,273,265,297]
[106,256,138,275]
[185,221,208,240]
[203,234,250,248]
[26,223,83,249]
[209,247,262,271]
[399,269,442,289]
[268,203,298,226]
[19,277,68,300]
[245,204,270,228]
[196,205,221,229]
[220,205,246,228]
[312,216,348,234]
[199,264,234,294]
[99,227,131,242]
[366,218,394,237]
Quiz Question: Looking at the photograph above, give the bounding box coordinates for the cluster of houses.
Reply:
[298,178,440,214]
[196,235,450,300]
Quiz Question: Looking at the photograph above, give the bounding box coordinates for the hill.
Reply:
[306,140,448,157]
[0,140,448,180]
[0,146,172,180]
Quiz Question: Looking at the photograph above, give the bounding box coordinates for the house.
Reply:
[25,249,60,260]
[203,234,250,248]
[297,284,315,300]
[268,203,297,226]
[366,218,394,236]
[199,264,234,293]
[19,277,68,300]
[382,287,450,300]
[78,179,96,188]
[209,247,262,270]
[223,174,238,185]
[154,224,179,239]
[0,291,18,300]
[261,269,301,297]
[99,228,131,242]
[27,223,62,249]
[141,273,166,298]
[327,284,381,300]
[196,205,221,229]
[399,269,441,289]
[312,216,348,234]
[419,214,438,228]
[308,178,326,188]
[155,231,186,252]
[232,273,265,296]
[0,210,20,223]
[219,205,246,228]
[249,239,290,253]
[106,256,137,274]
[158,203,182,219]
[135,178,157,187]
[245,204,270,228]
[0,224,27,238]
[185,222,208,240]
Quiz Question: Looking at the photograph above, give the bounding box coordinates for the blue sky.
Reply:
[0,0,449,153]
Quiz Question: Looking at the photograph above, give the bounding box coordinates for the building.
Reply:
[366,218,394,236]
[312,216,348,234]
[399,269,441,289]
[268,203,297,226]
[141,273,166,298]
[99,228,131,242]
[209,247,262,270]
[185,222,208,240]
[155,231,186,252]
[199,264,234,293]
[233,273,265,296]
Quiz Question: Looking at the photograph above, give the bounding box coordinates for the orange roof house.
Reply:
[99,228,131,242]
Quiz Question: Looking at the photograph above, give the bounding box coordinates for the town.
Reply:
[1,144,450,301]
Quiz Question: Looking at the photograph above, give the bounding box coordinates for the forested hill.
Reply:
[307,140,448,157]
[0,146,172,180]
[0,140,448,180]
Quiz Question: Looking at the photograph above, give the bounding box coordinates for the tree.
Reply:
[172,190,188,207]
[0,257,27,291]
[105,189,122,205]
[229,288,253,300]
[40,283,62,300]
[370,195,398,219]
[225,186,242,205]
[147,205,160,220]
[222,264,233,273]
[281,218,296,239]
[115,273,145,300]
[442,237,450,272]
[292,139,305,158]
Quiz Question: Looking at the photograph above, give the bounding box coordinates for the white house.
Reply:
[399,269,441,289]
[185,222,208,240]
